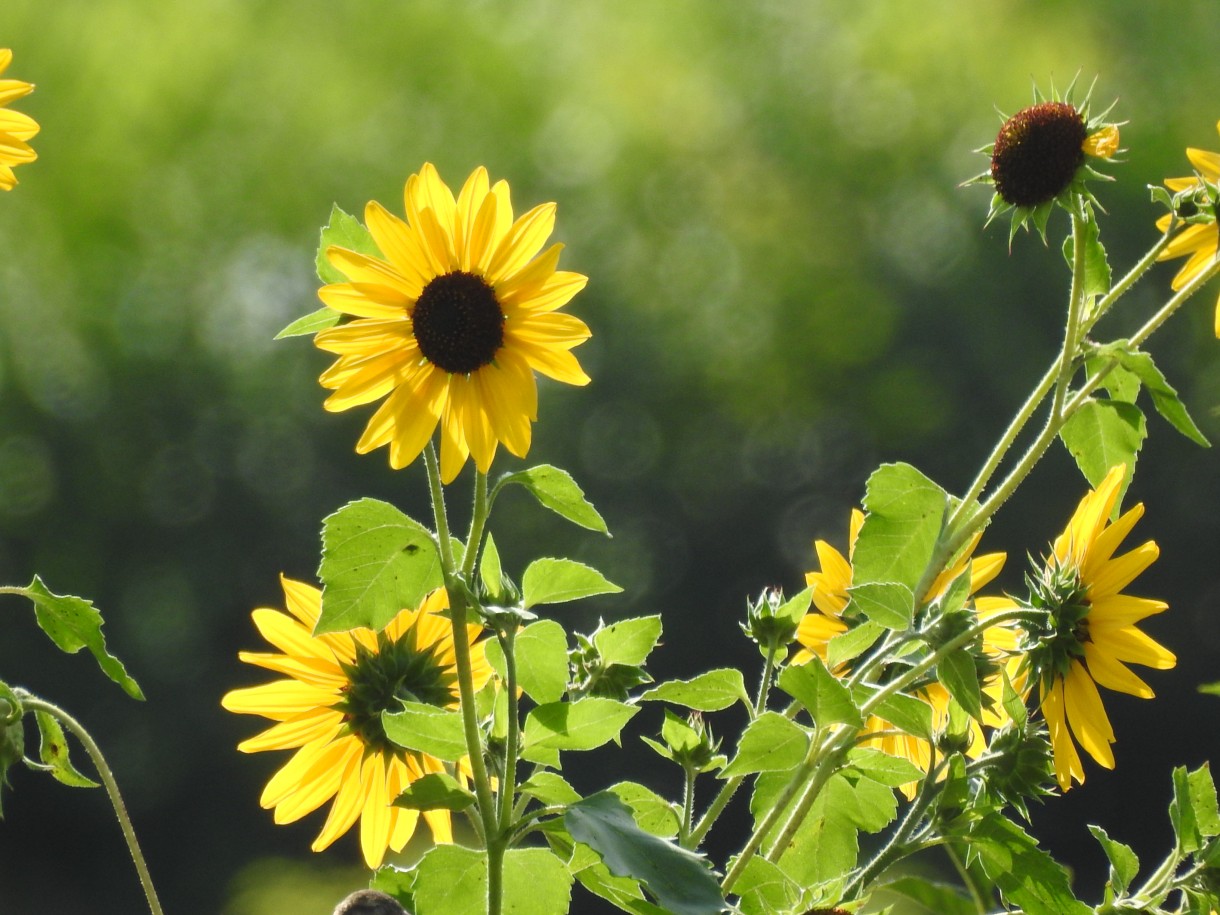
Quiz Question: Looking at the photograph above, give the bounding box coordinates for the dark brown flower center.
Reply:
[412,271,505,374]
[990,102,1087,208]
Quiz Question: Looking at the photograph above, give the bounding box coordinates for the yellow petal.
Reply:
[364,200,431,296]
[359,753,393,869]
[222,679,337,721]
[1083,643,1154,698]
[507,312,592,349]
[1187,147,1220,181]
[514,341,590,385]
[318,283,411,320]
[236,651,344,689]
[1087,541,1159,601]
[326,247,416,297]
[1063,661,1115,769]
[1158,223,1218,263]
[259,734,350,808]
[1087,622,1176,669]
[311,742,366,851]
[1041,678,1084,790]
[237,708,344,753]
[487,203,557,284]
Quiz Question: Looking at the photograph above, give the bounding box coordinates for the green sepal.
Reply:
[392,772,475,812]
[23,577,144,700]
[937,647,984,721]
[0,686,22,818]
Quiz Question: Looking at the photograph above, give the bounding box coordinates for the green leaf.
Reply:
[522,698,639,763]
[1171,764,1220,853]
[1088,825,1140,895]
[966,810,1091,915]
[594,616,662,667]
[520,771,582,807]
[1059,399,1146,492]
[1065,206,1111,303]
[774,773,862,885]
[609,781,681,837]
[854,685,933,740]
[1101,342,1210,446]
[512,619,570,704]
[720,712,810,778]
[382,702,469,762]
[479,532,504,597]
[273,306,340,339]
[937,648,983,720]
[777,658,863,728]
[562,840,670,915]
[1087,356,1141,404]
[847,581,914,630]
[846,747,925,788]
[565,792,725,915]
[877,876,977,915]
[853,463,949,592]
[315,203,382,284]
[316,498,442,634]
[33,711,97,788]
[24,577,144,700]
[827,620,884,671]
[522,558,622,609]
[1189,764,1220,838]
[369,864,417,907]
[638,669,750,711]
[731,856,807,915]
[392,772,475,812]
[412,844,573,915]
[499,464,609,534]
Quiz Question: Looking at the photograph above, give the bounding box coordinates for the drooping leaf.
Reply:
[316,499,442,634]
[852,463,949,592]
[827,620,884,671]
[594,616,662,667]
[1098,342,1210,446]
[937,647,983,721]
[33,711,97,788]
[638,669,750,711]
[382,702,469,762]
[411,844,573,915]
[511,619,570,704]
[499,464,609,534]
[1171,764,1220,854]
[609,781,682,837]
[1059,399,1146,493]
[720,712,810,778]
[274,306,340,339]
[965,810,1091,915]
[392,772,475,812]
[522,698,639,764]
[845,747,925,788]
[522,558,622,609]
[777,658,863,728]
[24,577,143,700]
[565,792,725,915]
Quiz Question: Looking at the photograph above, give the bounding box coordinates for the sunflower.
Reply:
[314,164,591,482]
[968,80,1120,243]
[1016,465,1175,791]
[0,49,39,190]
[1155,120,1220,337]
[792,509,1008,796]
[221,576,492,868]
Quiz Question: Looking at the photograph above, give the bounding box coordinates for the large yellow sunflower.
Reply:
[792,509,1008,796]
[1021,465,1175,791]
[314,163,591,482]
[0,49,38,191]
[1155,121,1220,337]
[221,576,492,868]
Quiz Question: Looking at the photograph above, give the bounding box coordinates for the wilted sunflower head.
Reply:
[966,77,1121,244]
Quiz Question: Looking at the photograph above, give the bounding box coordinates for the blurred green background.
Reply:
[1,1,1219,912]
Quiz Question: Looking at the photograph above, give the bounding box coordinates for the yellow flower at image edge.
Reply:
[0,49,39,190]
[1024,465,1175,791]
[221,576,492,868]
[792,509,1011,797]
[315,164,591,482]
[1155,120,1220,337]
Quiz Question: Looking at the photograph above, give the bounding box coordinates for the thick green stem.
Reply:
[423,448,500,914]
[497,628,521,836]
[463,471,491,580]
[687,774,743,849]
[1052,201,1091,419]
[680,767,696,846]
[753,644,778,717]
[18,694,164,915]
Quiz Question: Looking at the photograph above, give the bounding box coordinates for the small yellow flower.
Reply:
[1023,466,1176,790]
[222,576,492,868]
[1082,125,1120,160]
[315,164,591,482]
[1155,120,1220,337]
[0,49,39,191]
[793,509,1008,797]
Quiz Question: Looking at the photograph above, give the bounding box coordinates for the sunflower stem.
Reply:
[17,693,164,915]
[841,769,941,901]
[680,766,696,846]
[497,627,521,836]
[424,446,501,915]
[753,643,778,717]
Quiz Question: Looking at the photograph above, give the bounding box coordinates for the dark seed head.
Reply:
[991,102,1087,208]
[412,271,504,374]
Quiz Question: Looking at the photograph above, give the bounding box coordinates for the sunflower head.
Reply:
[966,78,1121,244]
[0,49,39,191]
[313,164,591,483]
[221,577,492,868]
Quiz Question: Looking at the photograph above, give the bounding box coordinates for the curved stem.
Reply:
[18,694,164,915]
[945,841,989,914]
[462,471,491,581]
[497,628,521,836]
[1051,201,1090,419]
